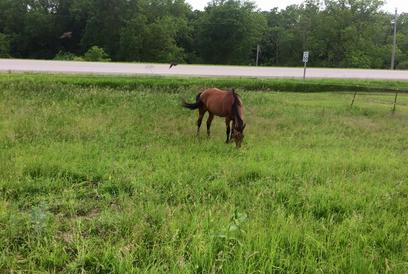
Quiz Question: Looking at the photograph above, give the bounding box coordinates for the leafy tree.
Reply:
[195,0,266,64]
[0,33,10,57]
[79,0,129,59]
[119,15,148,62]
[395,13,408,69]
[0,0,405,68]
[142,16,186,62]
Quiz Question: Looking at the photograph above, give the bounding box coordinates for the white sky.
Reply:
[186,0,407,13]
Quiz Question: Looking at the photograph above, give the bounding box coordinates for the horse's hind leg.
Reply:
[206,113,214,137]
[196,108,206,136]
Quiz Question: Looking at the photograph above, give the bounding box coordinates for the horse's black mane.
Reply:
[231,89,244,129]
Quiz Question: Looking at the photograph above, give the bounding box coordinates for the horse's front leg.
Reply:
[225,118,231,143]
[207,113,214,137]
[228,119,235,143]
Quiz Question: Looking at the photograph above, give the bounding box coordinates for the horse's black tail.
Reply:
[182,93,202,110]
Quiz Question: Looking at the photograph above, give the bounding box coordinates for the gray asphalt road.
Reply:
[1,59,408,80]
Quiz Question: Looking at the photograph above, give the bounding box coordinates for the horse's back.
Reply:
[200,88,233,117]
[201,88,227,98]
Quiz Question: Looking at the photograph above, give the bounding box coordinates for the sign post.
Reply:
[303,51,309,80]
[392,91,399,113]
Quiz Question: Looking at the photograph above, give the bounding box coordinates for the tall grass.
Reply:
[1,75,408,273]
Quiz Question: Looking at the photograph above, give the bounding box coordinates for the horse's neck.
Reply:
[231,94,244,127]
[234,110,244,128]
[235,116,243,127]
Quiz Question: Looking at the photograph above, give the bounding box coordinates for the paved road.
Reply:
[1,59,408,80]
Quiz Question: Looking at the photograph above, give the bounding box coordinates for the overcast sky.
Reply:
[186,0,407,13]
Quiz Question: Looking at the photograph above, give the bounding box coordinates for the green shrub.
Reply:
[53,51,76,61]
[83,46,111,62]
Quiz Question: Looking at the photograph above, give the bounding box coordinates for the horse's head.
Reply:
[233,123,246,148]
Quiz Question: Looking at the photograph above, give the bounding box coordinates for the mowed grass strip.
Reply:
[2,72,408,93]
[0,76,408,273]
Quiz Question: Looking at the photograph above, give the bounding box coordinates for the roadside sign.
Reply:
[303,51,309,63]
[303,51,309,80]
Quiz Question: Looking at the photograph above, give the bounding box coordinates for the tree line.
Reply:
[0,0,407,69]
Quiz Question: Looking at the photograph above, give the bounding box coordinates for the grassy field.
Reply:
[1,74,408,273]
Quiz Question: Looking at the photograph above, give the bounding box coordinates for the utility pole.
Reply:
[256,45,260,66]
[391,8,398,70]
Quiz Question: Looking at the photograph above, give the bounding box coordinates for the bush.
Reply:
[83,46,111,62]
[53,51,76,61]
[73,56,85,61]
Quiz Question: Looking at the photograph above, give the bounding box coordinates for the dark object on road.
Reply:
[169,62,178,69]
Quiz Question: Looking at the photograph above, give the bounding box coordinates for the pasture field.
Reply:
[1,74,408,273]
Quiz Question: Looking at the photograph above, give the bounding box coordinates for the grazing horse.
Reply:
[182,88,246,148]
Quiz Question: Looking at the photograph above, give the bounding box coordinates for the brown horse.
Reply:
[183,88,246,148]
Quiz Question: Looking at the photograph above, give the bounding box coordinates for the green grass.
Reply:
[2,72,408,93]
[1,74,408,273]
